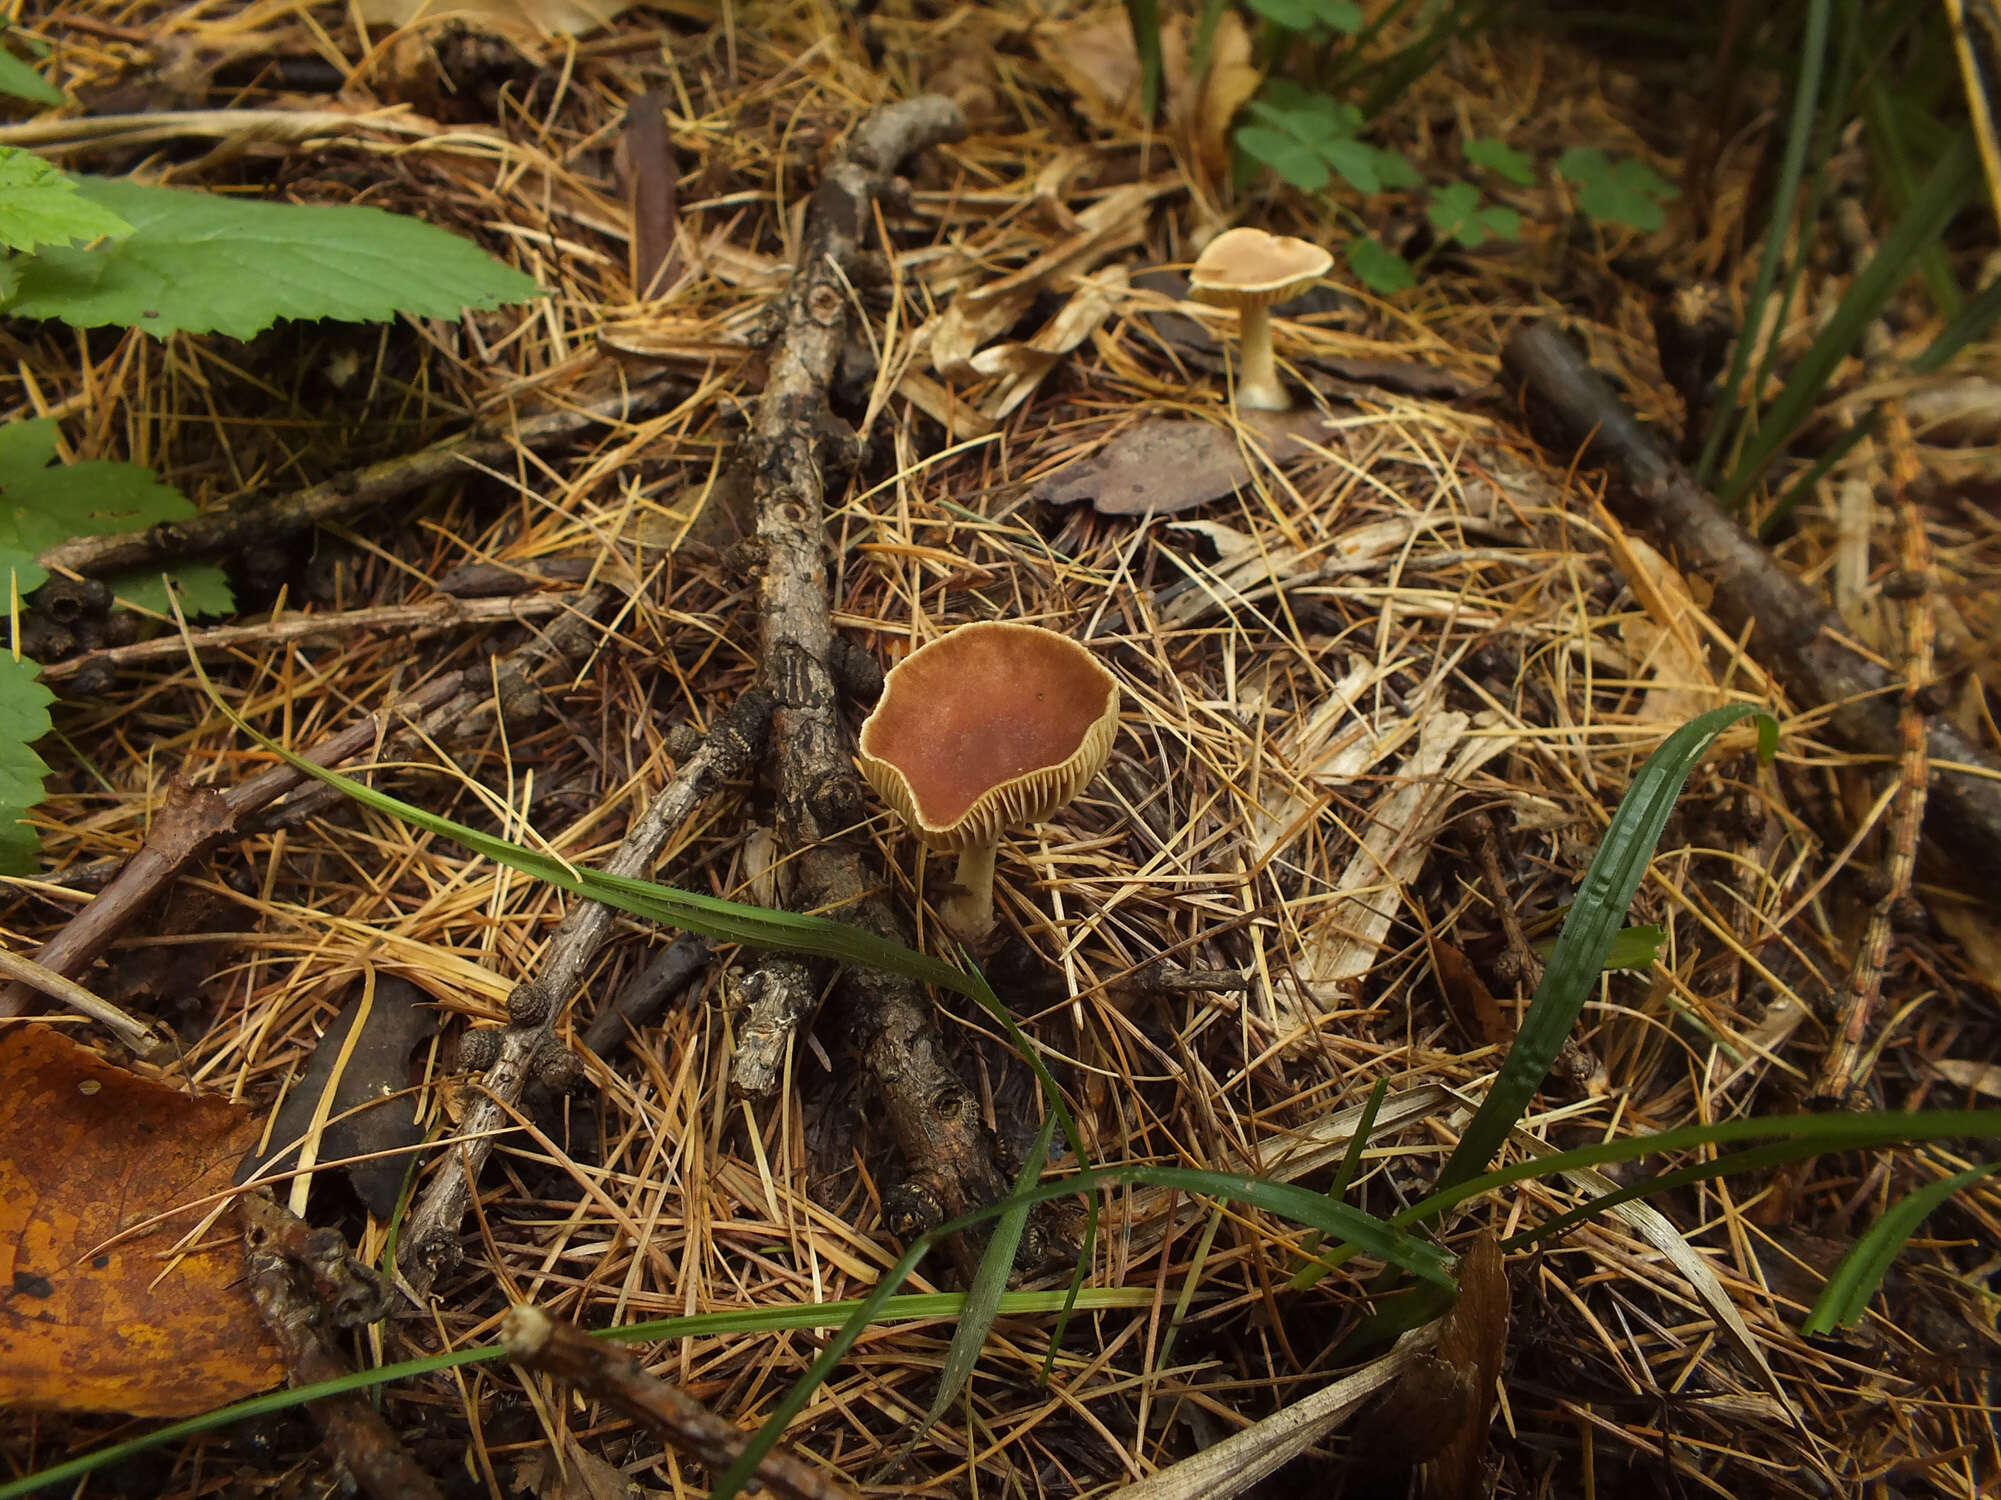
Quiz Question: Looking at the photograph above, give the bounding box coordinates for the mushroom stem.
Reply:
[940,840,999,943]
[1233,303,1291,411]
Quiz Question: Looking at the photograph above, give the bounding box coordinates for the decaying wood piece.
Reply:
[36,378,682,580]
[1502,321,2001,884]
[240,1193,442,1500]
[398,688,773,1289]
[502,1303,860,1500]
[734,94,1011,1248]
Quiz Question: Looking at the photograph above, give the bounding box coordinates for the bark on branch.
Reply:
[1502,320,2001,884]
[739,95,1010,1253]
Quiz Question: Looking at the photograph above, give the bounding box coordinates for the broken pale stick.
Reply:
[397,688,773,1289]
[1502,320,2001,885]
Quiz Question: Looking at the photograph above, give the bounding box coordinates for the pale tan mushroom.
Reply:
[857,621,1120,943]
[1187,227,1333,411]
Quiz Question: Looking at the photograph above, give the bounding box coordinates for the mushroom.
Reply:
[857,621,1120,943]
[1187,227,1333,411]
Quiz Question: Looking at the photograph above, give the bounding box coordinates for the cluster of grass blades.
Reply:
[1690,0,2001,527]
[0,685,1969,1498]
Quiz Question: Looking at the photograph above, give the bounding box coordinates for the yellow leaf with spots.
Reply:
[0,1026,283,1416]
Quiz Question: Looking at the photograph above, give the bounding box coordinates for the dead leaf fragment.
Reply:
[0,1026,283,1416]
[237,975,435,1219]
[1361,1231,1509,1498]
[1031,410,1333,516]
[1429,936,1510,1050]
[356,0,630,37]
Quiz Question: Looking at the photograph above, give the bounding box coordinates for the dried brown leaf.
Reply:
[0,1026,282,1416]
[1031,410,1329,515]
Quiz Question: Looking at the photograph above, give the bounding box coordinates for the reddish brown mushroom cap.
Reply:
[857,622,1120,851]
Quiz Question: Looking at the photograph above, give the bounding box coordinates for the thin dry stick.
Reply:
[501,1303,860,1500]
[240,1194,443,1500]
[398,688,773,1289]
[36,379,681,579]
[1502,320,2001,884]
[37,592,582,683]
[0,672,468,1018]
[0,940,160,1051]
[734,93,1011,1251]
[1811,401,1933,1106]
[246,585,618,836]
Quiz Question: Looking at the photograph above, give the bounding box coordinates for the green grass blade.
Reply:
[1695,0,1833,487]
[1801,1162,1998,1334]
[1757,411,1877,540]
[1126,0,1162,118]
[1289,1077,1387,1290]
[1861,69,1963,319]
[1431,705,1777,1197]
[1396,1108,2001,1235]
[0,1288,1165,1500]
[709,1159,1446,1498]
[1719,129,1978,505]
[1910,275,2001,372]
[871,1112,1059,1480]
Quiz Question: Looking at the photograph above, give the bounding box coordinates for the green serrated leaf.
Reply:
[1318,136,1383,194]
[1558,147,1678,232]
[1478,203,1522,240]
[7,176,547,340]
[1235,125,1331,191]
[1249,83,1359,137]
[110,563,235,619]
[1426,182,1522,248]
[0,46,61,106]
[0,420,205,598]
[1464,138,1534,186]
[1346,236,1414,294]
[0,148,133,255]
[0,255,18,304]
[1428,181,1485,243]
[1371,147,1424,191]
[0,652,53,875]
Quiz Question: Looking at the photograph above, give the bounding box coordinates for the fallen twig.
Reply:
[1502,320,2001,884]
[733,93,1011,1252]
[501,1302,860,1500]
[37,592,583,684]
[1811,400,1934,1106]
[397,688,773,1289]
[580,934,712,1057]
[0,673,468,1018]
[37,378,682,580]
[240,1193,441,1500]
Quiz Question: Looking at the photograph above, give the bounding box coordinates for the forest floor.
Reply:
[3,1,2000,1497]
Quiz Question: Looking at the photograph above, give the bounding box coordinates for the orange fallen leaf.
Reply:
[0,1026,283,1416]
